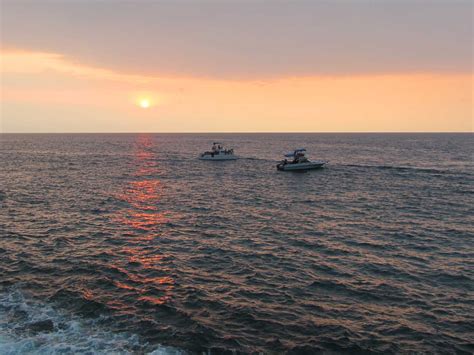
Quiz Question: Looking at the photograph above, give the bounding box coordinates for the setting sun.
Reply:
[139,99,150,109]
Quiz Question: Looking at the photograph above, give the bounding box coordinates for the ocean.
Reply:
[0,133,473,354]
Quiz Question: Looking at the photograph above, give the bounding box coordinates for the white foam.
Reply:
[0,289,185,355]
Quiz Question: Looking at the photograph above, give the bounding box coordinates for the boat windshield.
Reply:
[284,148,306,157]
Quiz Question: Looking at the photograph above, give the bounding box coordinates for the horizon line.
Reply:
[1,131,472,134]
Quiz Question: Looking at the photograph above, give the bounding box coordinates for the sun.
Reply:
[139,98,150,109]
[134,93,162,109]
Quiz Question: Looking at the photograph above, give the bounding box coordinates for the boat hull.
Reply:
[199,155,238,161]
[277,161,326,171]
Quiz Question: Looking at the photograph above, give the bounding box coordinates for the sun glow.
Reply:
[139,98,150,109]
[135,93,162,109]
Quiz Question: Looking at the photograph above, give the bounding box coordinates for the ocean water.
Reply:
[0,133,473,354]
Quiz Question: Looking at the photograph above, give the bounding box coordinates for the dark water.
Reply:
[1,133,473,354]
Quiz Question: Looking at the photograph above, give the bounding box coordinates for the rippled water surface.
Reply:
[1,133,473,354]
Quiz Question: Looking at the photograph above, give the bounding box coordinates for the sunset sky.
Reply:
[1,0,472,132]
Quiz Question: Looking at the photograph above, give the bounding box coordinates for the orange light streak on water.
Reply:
[110,134,175,305]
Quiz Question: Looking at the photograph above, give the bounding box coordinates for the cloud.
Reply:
[1,1,472,79]
[1,49,149,84]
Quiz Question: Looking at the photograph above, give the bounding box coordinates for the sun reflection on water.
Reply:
[112,135,175,306]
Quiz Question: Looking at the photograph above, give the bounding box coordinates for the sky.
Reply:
[0,0,472,132]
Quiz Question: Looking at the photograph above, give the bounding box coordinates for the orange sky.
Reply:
[1,49,471,132]
[1,1,472,133]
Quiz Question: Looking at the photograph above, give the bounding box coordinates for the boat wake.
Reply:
[239,157,274,162]
[343,164,471,176]
[0,288,184,355]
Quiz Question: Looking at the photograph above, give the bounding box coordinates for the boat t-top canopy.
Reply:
[284,148,306,157]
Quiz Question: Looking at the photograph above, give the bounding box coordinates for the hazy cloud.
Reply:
[1,0,472,78]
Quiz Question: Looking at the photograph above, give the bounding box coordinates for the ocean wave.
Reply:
[1,133,472,353]
[0,289,184,355]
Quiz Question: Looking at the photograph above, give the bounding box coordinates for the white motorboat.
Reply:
[199,142,238,160]
[277,148,327,171]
